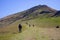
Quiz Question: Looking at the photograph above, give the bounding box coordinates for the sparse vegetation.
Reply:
[0,5,60,40]
[0,17,60,40]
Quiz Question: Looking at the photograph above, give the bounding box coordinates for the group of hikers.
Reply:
[18,23,60,33]
[18,22,35,33]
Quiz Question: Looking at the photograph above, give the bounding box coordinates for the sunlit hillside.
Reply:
[0,5,60,40]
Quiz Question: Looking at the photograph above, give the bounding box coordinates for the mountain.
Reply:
[0,5,60,40]
[52,11,60,16]
[0,5,59,27]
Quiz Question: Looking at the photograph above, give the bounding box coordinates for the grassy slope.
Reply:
[10,27,60,40]
[0,17,60,40]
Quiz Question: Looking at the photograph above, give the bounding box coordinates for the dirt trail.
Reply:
[10,27,60,40]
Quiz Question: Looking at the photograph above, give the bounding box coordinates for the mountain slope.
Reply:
[0,5,57,27]
[0,17,60,40]
[0,5,60,40]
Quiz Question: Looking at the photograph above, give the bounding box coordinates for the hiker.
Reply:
[33,24,34,27]
[29,24,31,27]
[18,24,22,33]
[56,26,59,28]
[26,22,28,25]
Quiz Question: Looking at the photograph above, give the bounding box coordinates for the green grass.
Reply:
[10,27,50,40]
[27,17,60,28]
[10,26,60,40]
[0,17,60,40]
[0,33,16,40]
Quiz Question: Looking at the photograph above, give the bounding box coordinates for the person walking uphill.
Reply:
[18,24,22,33]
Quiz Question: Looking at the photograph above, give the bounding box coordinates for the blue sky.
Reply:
[0,0,60,18]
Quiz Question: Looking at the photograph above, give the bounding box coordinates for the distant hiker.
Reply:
[26,22,28,25]
[18,24,22,33]
[51,39,54,40]
[29,24,31,27]
[56,26,59,28]
[33,24,34,27]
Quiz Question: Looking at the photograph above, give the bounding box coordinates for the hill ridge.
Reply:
[0,5,58,27]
